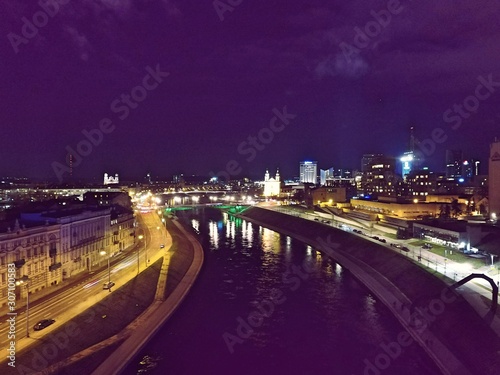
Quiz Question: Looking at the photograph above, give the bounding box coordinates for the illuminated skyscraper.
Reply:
[300,161,317,184]
[446,149,463,179]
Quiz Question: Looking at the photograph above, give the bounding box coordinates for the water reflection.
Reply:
[208,220,219,248]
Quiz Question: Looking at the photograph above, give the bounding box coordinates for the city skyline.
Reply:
[1,1,499,182]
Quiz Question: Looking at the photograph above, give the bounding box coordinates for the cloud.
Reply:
[315,53,369,79]
[64,26,92,61]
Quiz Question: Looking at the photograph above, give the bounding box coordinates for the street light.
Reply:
[15,276,29,338]
[137,235,143,274]
[100,251,111,285]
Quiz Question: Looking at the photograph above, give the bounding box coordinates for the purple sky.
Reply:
[1,0,499,182]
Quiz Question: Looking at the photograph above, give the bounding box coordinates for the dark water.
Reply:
[123,208,440,375]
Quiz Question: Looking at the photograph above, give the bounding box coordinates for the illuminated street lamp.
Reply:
[100,251,111,285]
[137,234,144,273]
[15,276,29,338]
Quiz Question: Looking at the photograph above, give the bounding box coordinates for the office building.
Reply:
[446,149,463,179]
[300,161,318,184]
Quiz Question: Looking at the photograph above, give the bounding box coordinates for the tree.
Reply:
[450,199,462,218]
[439,204,450,219]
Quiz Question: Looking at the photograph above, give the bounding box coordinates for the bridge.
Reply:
[451,273,498,313]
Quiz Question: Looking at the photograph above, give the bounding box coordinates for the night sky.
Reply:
[1,0,499,182]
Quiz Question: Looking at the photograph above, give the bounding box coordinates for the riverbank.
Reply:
[90,218,204,375]
[238,207,500,375]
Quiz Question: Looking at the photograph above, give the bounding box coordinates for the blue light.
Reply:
[458,178,465,183]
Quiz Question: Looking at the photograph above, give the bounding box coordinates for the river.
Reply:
[123,208,440,375]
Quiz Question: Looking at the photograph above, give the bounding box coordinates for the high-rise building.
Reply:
[462,159,480,182]
[320,167,334,186]
[300,161,318,184]
[489,139,500,219]
[361,154,384,173]
[400,151,414,179]
[359,154,398,197]
[446,149,463,179]
[400,126,422,179]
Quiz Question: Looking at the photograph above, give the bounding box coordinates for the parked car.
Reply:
[160,244,165,248]
[34,319,55,331]
[401,246,410,252]
[103,281,115,290]
[372,236,379,240]
[378,238,387,243]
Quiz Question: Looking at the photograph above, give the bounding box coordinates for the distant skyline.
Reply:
[1,0,499,182]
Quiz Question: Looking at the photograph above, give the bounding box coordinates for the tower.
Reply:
[409,125,415,153]
[489,139,500,219]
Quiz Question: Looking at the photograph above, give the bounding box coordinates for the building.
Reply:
[413,220,469,250]
[320,168,333,186]
[0,220,61,306]
[489,139,500,220]
[21,207,112,279]
[405,169,433,198]
[361,154,384,173]
[109,206,136,254]
[445,149,463,179]
[263,169,281,197]
[359,154,399,197]
[311,187,353,205]
[400,152,415,179]
[83,191,132,209]
[300,161,317,184]
[350,198,443,219]
[104,173,119,185]
[462,159,480,182]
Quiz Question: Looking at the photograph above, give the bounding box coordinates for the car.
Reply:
[103,281,115,290]
[160,244,165,248]
[378,238,387,243]
[33,319,55,331]
[372,236,379,240]
[314,218,319,221]
[401,246,410,252]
